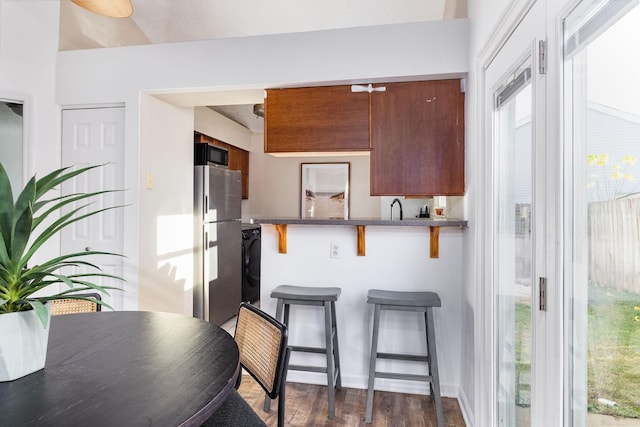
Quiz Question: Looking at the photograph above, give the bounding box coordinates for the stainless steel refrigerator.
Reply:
[194,165,242,325]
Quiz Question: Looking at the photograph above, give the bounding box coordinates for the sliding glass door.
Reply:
[564,0,640,425]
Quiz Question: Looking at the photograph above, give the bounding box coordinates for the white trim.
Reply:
[286,371,460,397]
[0,91,31,186]
[475,1,550,426]
[458,384,475,427]
[61,102,125,110]
[476,0,538,71]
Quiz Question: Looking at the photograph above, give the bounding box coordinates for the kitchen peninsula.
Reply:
[253,217,467,400]
[253,217,467,258]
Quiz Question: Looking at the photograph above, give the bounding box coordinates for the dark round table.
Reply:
[0,311,240,426]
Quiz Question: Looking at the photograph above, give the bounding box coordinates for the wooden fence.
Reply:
[588,193,640,294]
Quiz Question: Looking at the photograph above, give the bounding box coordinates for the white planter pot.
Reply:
[0,304,51,382]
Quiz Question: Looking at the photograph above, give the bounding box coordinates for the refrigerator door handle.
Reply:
[203,230,209,322]
[204,195,208,216]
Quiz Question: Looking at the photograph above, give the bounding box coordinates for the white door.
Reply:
[563,1,640,425]
[61,107,125,311]
[483,2,552,425]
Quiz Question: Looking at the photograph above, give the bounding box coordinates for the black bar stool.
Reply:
[365,289,443,427]
[264,284,342,419]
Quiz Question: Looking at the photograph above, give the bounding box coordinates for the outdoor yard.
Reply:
[513,282,640,420]
[587,283,640,418]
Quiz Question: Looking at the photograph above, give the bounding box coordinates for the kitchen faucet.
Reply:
[390,198,403,220]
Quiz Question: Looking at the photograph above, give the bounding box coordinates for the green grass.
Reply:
[587,283,640,418]
[515,301,532,407]
[512,283,640,418]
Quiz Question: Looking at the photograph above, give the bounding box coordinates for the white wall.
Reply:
[194,107,253,152]
[461,0,515,422]
[260,224,464,396]
[468,0,512,56]
[0,1,60,266]
[138,94,194,315]
[55,19,468,305]
[57,20,469,99]
[258,154,379,219]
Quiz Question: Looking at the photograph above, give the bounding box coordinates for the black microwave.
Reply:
[194,143,229,167]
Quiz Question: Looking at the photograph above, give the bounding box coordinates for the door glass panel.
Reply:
[495,65,533,427]
[565,1,640,425]
[0,100,24,191]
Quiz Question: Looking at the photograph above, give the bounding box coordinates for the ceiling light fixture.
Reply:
[70,0,133,18]
[351,84,386,93]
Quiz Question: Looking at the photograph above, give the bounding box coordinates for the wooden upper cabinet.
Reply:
[194,132,250,199]
[265,85,370,153]
[370,80,465,196]
[235,149,249,200]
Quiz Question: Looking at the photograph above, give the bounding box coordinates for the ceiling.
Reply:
[208,104,266,133]
[59,0,460,50]
[57,0,466,132]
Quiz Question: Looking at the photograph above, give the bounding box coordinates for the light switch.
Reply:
[145,173,154,190]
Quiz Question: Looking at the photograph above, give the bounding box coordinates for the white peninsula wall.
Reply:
[259,224,464,398]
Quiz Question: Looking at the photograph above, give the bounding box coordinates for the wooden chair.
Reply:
[50,293,102,316]
[203,302,290,427]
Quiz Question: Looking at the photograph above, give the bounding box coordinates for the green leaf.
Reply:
[10,201,33,266]
[14,176,36,220]
[27,300,50,329]
[0,161,125,316]
[0,230,11,266]
[34,164,102,203]
[0,163,14,256]
[22,205,125,270]
[32,189,123,230]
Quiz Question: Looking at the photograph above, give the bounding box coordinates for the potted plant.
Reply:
[0,162,124,381]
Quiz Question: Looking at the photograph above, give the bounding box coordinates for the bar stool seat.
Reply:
[366,289,442,307]
[365,289,443,427]
[265,285,342,419]
[271,284,341,302]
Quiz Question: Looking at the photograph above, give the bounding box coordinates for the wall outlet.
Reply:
[330,242,340,259]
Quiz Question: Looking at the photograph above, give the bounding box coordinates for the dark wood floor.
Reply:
[237,375,467,427]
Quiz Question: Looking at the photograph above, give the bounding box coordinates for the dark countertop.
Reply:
[241,222,261,231]
[251,217,467,228]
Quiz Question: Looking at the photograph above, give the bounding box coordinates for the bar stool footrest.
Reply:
[290,345,327,354]
[377,352,429,363]
[376,371,433,382]
[289,364,328,374]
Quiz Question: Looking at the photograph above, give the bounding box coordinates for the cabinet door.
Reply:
[226,143,238,170]
[265,85,370,153]
[236,149,249,200]
[370,80,465,196]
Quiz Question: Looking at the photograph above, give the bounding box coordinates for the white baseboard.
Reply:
[285,370,458,398]
[458,386,474,427]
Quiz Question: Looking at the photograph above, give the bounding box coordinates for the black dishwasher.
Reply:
[241,225,261,303]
